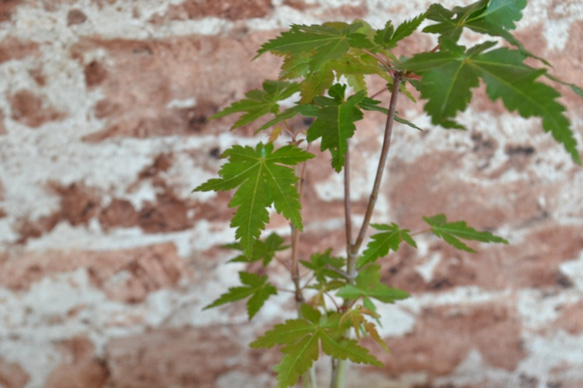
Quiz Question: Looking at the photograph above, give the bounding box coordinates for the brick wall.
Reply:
[0,1,582,387]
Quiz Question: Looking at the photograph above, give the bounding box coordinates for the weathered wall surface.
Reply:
[0,1,582,387]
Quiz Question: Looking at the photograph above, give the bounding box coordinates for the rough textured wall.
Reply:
[0,1,582,387]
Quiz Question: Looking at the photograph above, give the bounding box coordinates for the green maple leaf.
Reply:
[257,21,383,102]
[300,68,336,103]
[374,13,426,50]
[423,0,490,43]
[210,80,300,130]
[250,305,324,388]
[226,232,288,266]
[256,21,374,69]
[203,271,277,320]
[337,264,409,305]
[280,51,312,80]
[305,84,366,172]
[400,41,490,129]
[319,330,383,367]
[357,223,417,268]
[193,143,314,256]
[400,42,580,163]
[250,304,326,349]
[423,214,508,253]
[300,249,346,283]
[274,333,321,388]
[278,51,382,100]
[251,304,381,387]
[423,0,547,64]
[424,0,525,43]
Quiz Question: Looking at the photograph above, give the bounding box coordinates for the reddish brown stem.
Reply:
[353,73,403,254]
[370,87,387,99]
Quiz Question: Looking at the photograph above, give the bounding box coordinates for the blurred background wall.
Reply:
[0,0,582,387]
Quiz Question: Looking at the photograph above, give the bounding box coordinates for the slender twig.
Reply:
[353,74,403,252]
[295,144,317,388]
[298,143,311,200]
[291,227,304,304]
[324,264,349,279]
[274,255,291,271]
[290,143,312,304]
[324,290,341,311]
[410,228,432,237]
[361,48,391,69]
[370,87,387,99]
[343,142,361,283]
[344,144,354,249]
[300,273,317,290]
[282,119,296,140]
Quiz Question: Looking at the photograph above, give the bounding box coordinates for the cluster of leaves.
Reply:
[202,216,508,387]
[195,0,580,387]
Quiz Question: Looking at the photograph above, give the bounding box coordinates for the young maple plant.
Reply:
[194,1,581,387]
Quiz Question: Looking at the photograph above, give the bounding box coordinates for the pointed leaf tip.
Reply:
[423,214,508,253]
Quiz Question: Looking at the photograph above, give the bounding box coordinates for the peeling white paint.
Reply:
[415,253,441,283]
[560,250,583,291]
[376,304,417,337]
[517,288,582,330]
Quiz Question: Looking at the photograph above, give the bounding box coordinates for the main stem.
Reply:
[291,147,317,388]
[330,74,402,388]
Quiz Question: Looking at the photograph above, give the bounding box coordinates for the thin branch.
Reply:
[290,143,312,304]
[324,291,341,311]
[370,87,387,99]
[361,48,391,70]
[344,144,354,249]
[282,119,296,140]
[410,228,432,237]
[298,143,311,200]
[353,73,403,253]
[325,264,349,279]
[274,255,291,272]
[300,273,316,290]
